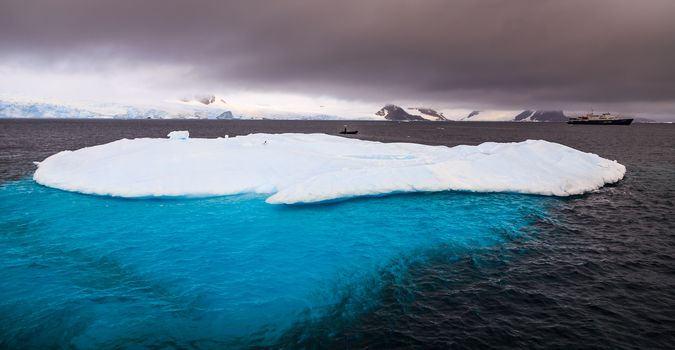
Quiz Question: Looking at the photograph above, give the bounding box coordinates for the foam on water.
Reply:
[0,179,554,348]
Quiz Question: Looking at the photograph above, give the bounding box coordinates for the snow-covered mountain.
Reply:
[156,95,371,120]
[511,110,567,122]
[180,94,227,106]
[373,105,570,122]
[461,109,568,122]
[375,105,426,121]
[407,107,448,121]
[0,100,102,119]
[0,99,216,119]
[0,95,360,120]
[375,105,452,121]
[1,95,651,122]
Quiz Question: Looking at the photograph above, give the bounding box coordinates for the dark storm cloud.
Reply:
[2,0,675,112]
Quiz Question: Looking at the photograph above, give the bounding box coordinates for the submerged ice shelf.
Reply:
[33,132,626,204]
[0,180,554,347]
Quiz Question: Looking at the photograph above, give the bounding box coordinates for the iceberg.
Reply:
[33,133,626,204]
[167,130,189,140]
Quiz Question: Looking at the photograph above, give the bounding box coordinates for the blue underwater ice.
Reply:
[0,180,554,348]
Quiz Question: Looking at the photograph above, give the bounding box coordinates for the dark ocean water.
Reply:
[1,119,674,349]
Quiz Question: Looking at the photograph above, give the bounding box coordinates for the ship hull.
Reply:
[567,118,633,125]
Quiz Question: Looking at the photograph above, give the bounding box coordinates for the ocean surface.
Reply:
[1,119,674,349]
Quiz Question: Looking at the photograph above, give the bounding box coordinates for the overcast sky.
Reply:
[2,0,675,118]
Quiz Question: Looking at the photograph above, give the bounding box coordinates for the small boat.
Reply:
[567,112,633,125]
[339,126,358,134]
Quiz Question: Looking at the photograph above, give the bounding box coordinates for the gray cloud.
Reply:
[2,0,675,115]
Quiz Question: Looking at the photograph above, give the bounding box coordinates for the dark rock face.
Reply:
[514,110,535,121]
[530,110,567,122]
[376,105,426,121]
[466,110,480,119]
[465,109,567,122]
[515,110,567,122]
[412,108,447,121]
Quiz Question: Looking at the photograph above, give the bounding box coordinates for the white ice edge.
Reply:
[33,133,626,204]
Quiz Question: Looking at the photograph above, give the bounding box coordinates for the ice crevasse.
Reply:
[33,132,626,204]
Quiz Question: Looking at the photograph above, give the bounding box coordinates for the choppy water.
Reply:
[1,119,674,349]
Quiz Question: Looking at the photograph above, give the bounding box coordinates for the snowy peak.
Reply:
[462,110,518,121]
[408,107,447,121]
[375,105,426,121]
[179,94,227,107]
[464,110,568,122]
[200,95,216,105]
[514,110,567,122]
[375,105,448,121]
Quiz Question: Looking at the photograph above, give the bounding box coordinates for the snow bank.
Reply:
[33,133,625,204]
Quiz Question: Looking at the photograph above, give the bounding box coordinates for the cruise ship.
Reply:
[567,112,633,125]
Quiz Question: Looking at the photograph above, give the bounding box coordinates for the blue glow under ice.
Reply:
[0,180,553,348]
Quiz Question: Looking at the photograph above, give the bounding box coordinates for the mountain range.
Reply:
[376,105,569,122]
[462,110,568,122]
[0,96,655,122]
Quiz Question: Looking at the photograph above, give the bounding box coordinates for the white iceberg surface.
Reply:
[167,130,189,140]
[33,133,625,204]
